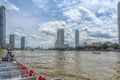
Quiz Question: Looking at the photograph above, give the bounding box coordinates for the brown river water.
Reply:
[13,50,120,80]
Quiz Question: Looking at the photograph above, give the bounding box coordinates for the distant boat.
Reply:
[92,51,101,54]
[51,78,63,80]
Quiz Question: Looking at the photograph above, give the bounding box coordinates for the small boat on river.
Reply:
[92,51,101,54]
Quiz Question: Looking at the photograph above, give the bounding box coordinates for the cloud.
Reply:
[80,27,117,43]
[88,31,112,39]
[14,30,26,37]
[32,0,48,8]
[63,6,103,26]
[0,0,20,12]
[14,32,21,37]
[39,21,70,36]
[57,0,81,10]
[32,0,49,12]
[32,35,40,40]
[63,9,82,21]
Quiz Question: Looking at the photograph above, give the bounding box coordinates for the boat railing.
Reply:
[18,76,37,80]
[0,70,26,79]
[0,63,15,67]
[0,66,20,71]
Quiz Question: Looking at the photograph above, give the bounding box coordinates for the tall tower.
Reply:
[118,2,120,48]
[0,6,6,49]
[56,29,64,48]
[75,30,79,47]
[9,34,15,49]
[21,36,25,50]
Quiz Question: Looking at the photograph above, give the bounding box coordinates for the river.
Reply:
[14,50,120,80]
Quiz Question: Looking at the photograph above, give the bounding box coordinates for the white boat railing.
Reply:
[0,63,15,67]
[0,66,20,72]
[18,76,37,80]
[0,70,25,79]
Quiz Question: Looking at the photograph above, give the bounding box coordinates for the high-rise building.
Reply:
[21,36,25,50]
[9,34,15,49]
[0,6,6,48]
[75,30,79,47]
[55,29,64,48]
[118,2,120,47]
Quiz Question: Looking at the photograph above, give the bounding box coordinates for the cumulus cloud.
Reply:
[63,9,82,21]
[14,30,27,37]
[32,0,49,12]
[39,21,73,36]
[32,35,40,40]
[57,0,81,10]
[14,32,21,37]
[32,0,48,8]
[64,6,103,25]
[88,31,112,39]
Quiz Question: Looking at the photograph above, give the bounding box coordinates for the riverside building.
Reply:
[0,6,6,48]
[55,29,64,48]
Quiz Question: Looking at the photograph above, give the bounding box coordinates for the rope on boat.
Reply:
[16,61,47,80]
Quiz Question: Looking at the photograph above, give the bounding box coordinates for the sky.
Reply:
[0,0,119,48]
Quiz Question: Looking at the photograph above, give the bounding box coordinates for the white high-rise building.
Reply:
[75,30,79,47]
[55,29,64,48]
[118,2,120,47]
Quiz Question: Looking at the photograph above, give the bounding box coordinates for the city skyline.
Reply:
[0,0,119,48]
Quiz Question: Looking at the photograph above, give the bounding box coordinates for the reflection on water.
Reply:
[14,50,120,80]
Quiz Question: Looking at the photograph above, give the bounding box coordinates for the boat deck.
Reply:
[0,61,38,80]
[0,51,63,80]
